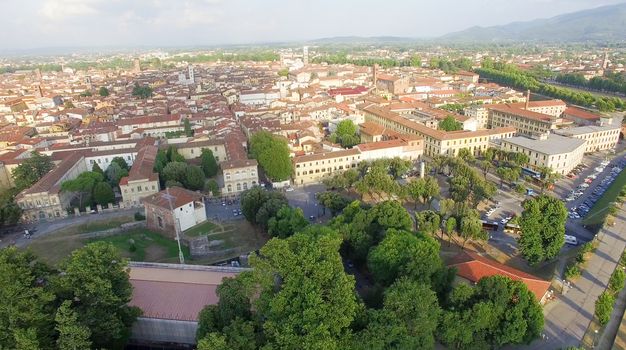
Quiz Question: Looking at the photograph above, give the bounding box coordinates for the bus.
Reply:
[481,220,499,231]
[504,223,521,234]
[521,167,541,179]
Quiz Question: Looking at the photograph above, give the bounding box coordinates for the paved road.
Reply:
[519,206,626,349]
[1,208,141,249]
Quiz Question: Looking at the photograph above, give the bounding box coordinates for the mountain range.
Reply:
[440,2,626,43]
[310,3,626,44]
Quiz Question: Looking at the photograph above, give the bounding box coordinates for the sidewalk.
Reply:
[517,210,626,349]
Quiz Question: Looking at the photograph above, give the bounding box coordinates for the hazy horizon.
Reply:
[1,0,625,50]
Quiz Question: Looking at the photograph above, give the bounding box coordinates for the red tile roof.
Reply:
[564,107,601,121]
[448,251,550,301]
[128,264,242,321]
[142,186,201,209]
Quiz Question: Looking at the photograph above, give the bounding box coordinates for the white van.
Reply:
[564,235,578,246]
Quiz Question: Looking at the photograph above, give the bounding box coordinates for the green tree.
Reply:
[91,162,104,177]
[316,191,350,216]
[183,118,193,137]
[405,178,425,209]
[98,86,109,97]
[92,181,114,206]
[204,179,220,196]
[132,84,153,99]
[12,151,54,191]
[410,55,422,67]
[443,216,457,245]
[255,197,288,230]
[55,242,141,349]
[0,188,22,226]
[457,148,474,163]
[197,333,229,350]
[415,210,441,235]
[438,115,463,131]
[356,277,441,350]
[105,162,129,187]
[277,68,289,77]
[368,200,413,234]
[162,162,188,184]
[355,166,399,200]
[518,195,567,265]
[367,228,442,286]
[331,119,360,148]
[458,215,487,249]
[0,248,56,350]
[249,131,292,182]
[55,301,92,350]
[439,276,543,349]
[183,165,205,191]
[596,291,615,326]
[61,171,104,209]
[200,149,218,177]
[267,206,309,238]
[250,227,357,349]
[111,157,129,171]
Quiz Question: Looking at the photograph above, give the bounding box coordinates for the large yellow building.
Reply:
[554,124,621,153]
[16,152,88,221]
[361,105,515,157]
[120,146,160,207]
[488,104,555,137]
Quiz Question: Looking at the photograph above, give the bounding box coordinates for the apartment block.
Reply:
[500,134,586,175]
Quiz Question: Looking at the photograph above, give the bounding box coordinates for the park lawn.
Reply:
[184,220,219,237]
[28,237,87,265]
[47,216,135,238]
[582,168,626,228]
[89,228,191,263]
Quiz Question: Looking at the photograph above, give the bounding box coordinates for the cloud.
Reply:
[39,0,102,20]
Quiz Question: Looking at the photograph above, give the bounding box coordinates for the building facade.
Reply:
[221,159,259,194]
[143,187,207,237]
[120,146,160,207]
[500,134,586,175]
[554,125,621,153]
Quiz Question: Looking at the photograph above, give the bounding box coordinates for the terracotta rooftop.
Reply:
[564,107,601,121]
[221,158,258,170]
[142,186,202,209]
[16,151,85,197]
[128,263,245,322]
[127,145,158,181]
[293,148,360,164]
[488,104,553,122]
[448,251,550,301]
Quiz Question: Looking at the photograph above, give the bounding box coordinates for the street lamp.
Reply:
[593,329,599,348]
[162,188,185,264]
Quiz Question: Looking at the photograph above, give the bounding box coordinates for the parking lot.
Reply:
[204,196,245,222]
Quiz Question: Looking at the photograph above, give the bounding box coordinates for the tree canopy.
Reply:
[200,149,218,177]
[249,131,292,182]
[438,116,463,131]
[438,275,543,349]
[518,195,567,265]
[330,120,360,148]
[12,151,54,191]
[368,228,442,286]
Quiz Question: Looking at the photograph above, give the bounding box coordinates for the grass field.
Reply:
[27,217,265,266]
[582,168,626,228]
[89,229,190,262]
[183,221,218,237]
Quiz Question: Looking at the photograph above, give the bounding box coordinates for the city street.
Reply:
[516,205,626,349]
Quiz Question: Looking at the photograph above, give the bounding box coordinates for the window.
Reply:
[137,186,142,192]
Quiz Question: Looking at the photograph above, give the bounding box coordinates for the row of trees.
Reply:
[197,197,544,349]
[556,72,626,96]
[312,53,421,69]
[0,242,140,349]
[476,65,625,112]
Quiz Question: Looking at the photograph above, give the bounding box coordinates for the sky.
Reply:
[0,0,624,50]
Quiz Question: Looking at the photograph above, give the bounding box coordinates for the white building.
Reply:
[499,134,586,175]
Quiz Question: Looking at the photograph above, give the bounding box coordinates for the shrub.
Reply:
[134,212,146,221]
[580,242,595,254]
[515,184,526,195]
[575,251,586,264]
[595,291,615,326]
[609,268,626,294]
[565,264,581,280]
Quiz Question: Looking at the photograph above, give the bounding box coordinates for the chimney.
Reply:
[524,90,530,110]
